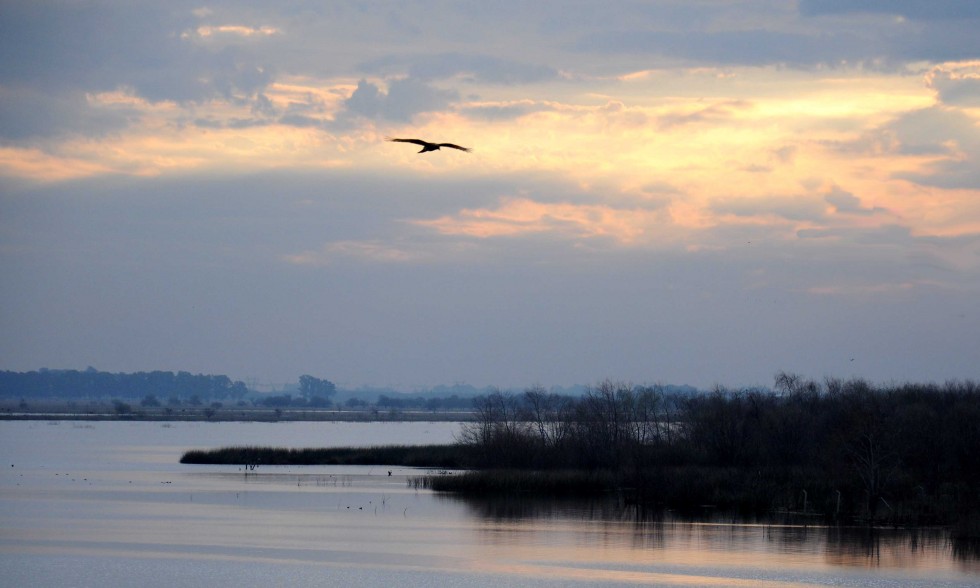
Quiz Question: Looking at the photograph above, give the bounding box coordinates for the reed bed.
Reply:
[180,444,469,468]
[418,469,618,496]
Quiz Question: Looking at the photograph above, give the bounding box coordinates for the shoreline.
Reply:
[179,443,980,538]
[0,406,475,422]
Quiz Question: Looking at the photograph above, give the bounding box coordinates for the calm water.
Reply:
[1,421,977,587]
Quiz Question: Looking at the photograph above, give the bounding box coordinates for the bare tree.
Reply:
[523,385,573,450]
[457,389,530,467]
[576,380,634,468]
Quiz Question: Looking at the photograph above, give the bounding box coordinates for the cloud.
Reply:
[0,87,132,140]
[1,1,977,393]
[640,181,682,196]
[361,53,559,84]
[656,100,751,129]
[796,226,980,291]
[710,186,894,234]
[573,6,980,69]
[412,197,663,246]
[797,223,915,245]
[887,107,980,189]
[799,0,980,20]
[798,3,980,63]
[460,100,554,121]
[816,103,980,189]
[185,25,281,39]
[342,78,458,122]
[4,158,977,389]
[805,281,923,296]
[888,24,980,64]
[573,29,867,68]
[0,145,116,183]
[898,160,980,191]
[284,240,420,266]
[0,3,276,105]
[711,195,827,223]
[927,61,980,107]
[824,186,883,216]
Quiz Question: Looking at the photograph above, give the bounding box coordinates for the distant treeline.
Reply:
[176,373,980,530]
[450,375,979,526]
[375,394,474,411]
[0,368,587,412]
[0,368,249,403]
[246,392,476,410]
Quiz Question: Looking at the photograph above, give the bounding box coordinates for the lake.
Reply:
[1,421,978,587]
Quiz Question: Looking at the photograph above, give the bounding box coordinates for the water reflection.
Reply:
[953,538,980,562]
[3,421,978,587]
[444,492,980,575]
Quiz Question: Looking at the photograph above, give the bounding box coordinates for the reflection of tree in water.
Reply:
[447,494,671,550]
[446,494,626,521]
[453,377,980,532]
[952,536,980,562]
[438,492,980,567]
[827,526,881,565]
[822,527,973,566]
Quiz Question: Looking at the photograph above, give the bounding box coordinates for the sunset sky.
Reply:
[2,1,978,391]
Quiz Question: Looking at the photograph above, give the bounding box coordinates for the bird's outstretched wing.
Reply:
[436,143,471,152]
[385,137,429,147]
[385,137,472,153]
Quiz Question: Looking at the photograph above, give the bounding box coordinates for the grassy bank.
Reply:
[180,444,980,533]
[180,444,470,468]
[178,377,979,531]
[424,466,827,512]
[419,469,619,496]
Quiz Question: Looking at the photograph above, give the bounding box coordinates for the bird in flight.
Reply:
[386,137,471,153]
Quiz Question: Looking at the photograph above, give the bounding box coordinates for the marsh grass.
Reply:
[418,469,618,496]
[180,444,470,468]
[180,445,965,523]
[418,465,832,512]
[178,377,979,527]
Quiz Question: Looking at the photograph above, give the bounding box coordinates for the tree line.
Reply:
[0,369,482,411]
[457,375,979,524]
[0,368,249,403]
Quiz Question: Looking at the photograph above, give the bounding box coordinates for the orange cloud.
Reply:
[284,240,420,266]
[0,147,115,183]
[5,58,976,256]
[412,197,662,245]
[183,25,281,40]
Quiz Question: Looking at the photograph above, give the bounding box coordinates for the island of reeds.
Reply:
[181,374,980,538]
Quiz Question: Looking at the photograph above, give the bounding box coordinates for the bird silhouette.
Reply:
[386,137,471,153]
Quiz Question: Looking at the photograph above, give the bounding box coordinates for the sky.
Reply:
[1,1,979,392]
